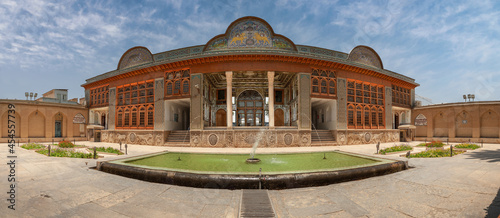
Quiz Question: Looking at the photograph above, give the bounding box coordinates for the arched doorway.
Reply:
[394,113,399,129]
[275,109,284,126]
[54,112,63,138]
[216,109,226,126]
[237,90,264,126]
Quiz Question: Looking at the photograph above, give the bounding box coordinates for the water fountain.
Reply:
[246,128,265,163]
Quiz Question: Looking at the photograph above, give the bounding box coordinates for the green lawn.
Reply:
[125,152,381,174]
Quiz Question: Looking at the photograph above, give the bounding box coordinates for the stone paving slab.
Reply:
[1,141,499,217]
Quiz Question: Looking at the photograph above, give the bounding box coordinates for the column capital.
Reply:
[267,71,275,81]
[225,71,233,78]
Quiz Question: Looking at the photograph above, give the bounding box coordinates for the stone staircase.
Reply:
[311,130,336,145]
[165,130,190,145]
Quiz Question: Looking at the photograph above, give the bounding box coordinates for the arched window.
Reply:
[348,105,354,127]
[321,79,327,94]
[312,78,319,93]
[329,80,335,95]
[236,90,264,126]
[182,79,190,94]
[124,108,130,127]
[371,107,377,128]
[312,69,319,76]
[147,106,154,127]
[117,108,123,127]
[364,106,370,127]
[139,107,146,126]
[378,108,384,127]
[320,70,327,77]
[174,80,181,95]
[131,107,137,126]
[356,105,363,128]
[166,82,173,96]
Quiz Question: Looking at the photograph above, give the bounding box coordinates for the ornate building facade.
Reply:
[82,16,419,147]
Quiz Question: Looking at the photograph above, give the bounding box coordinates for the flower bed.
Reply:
[21,143,46,150]
[36,148,93,158]
[409,148,465,158]
[95,147,123,155]
[379,144,413,155]
[454,143,480,150]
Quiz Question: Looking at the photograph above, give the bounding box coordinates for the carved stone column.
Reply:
[154,78,165,130]
[268,71,275,129]
[108,87,116,130]
[190,73,204,130]
[226,71,233,129]
[385,86,393,129]
[336,78,347,130]
[297,73,311,130]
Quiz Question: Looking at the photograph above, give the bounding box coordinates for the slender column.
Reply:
[108,87,116,130]
[385,86,393,129]
[226,71,233,129]
[297,72,311,130]
[154,78,165,130]
[268,71,275,129]
[336,78,347,129]
[190,73,204,130]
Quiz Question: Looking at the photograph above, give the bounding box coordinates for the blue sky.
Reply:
[0,0,499,104]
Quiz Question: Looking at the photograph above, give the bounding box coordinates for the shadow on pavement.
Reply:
[485,188,500,218]
[464,149,500,163]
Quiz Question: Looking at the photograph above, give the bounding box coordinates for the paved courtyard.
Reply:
[1,141,499,217]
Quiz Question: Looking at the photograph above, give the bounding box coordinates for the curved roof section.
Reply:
[204,16,296,52]
[83,16,419,88]
[347,45,383,69]
[117,46,153,70]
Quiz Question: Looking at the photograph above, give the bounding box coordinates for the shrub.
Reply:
[379,144,413,155]
[95,147,123,155]
[58,141,75,148]
[455,143,480,150]
[21,143,45,150]
[409,149,465,158]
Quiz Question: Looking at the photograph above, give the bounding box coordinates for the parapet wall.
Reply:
[100,129,401,147]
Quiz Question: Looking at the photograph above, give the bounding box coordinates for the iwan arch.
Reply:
[82,16,419,147]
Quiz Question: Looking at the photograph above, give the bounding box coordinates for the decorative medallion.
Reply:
[284,133,293,145]
[209,134,218,146]
[129,133,136,143]
[364,132,372,143]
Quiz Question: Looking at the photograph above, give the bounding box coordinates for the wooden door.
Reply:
[216,109,227,126]
[275,109,284,126]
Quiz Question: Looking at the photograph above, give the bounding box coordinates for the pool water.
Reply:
[124,151,380,174]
